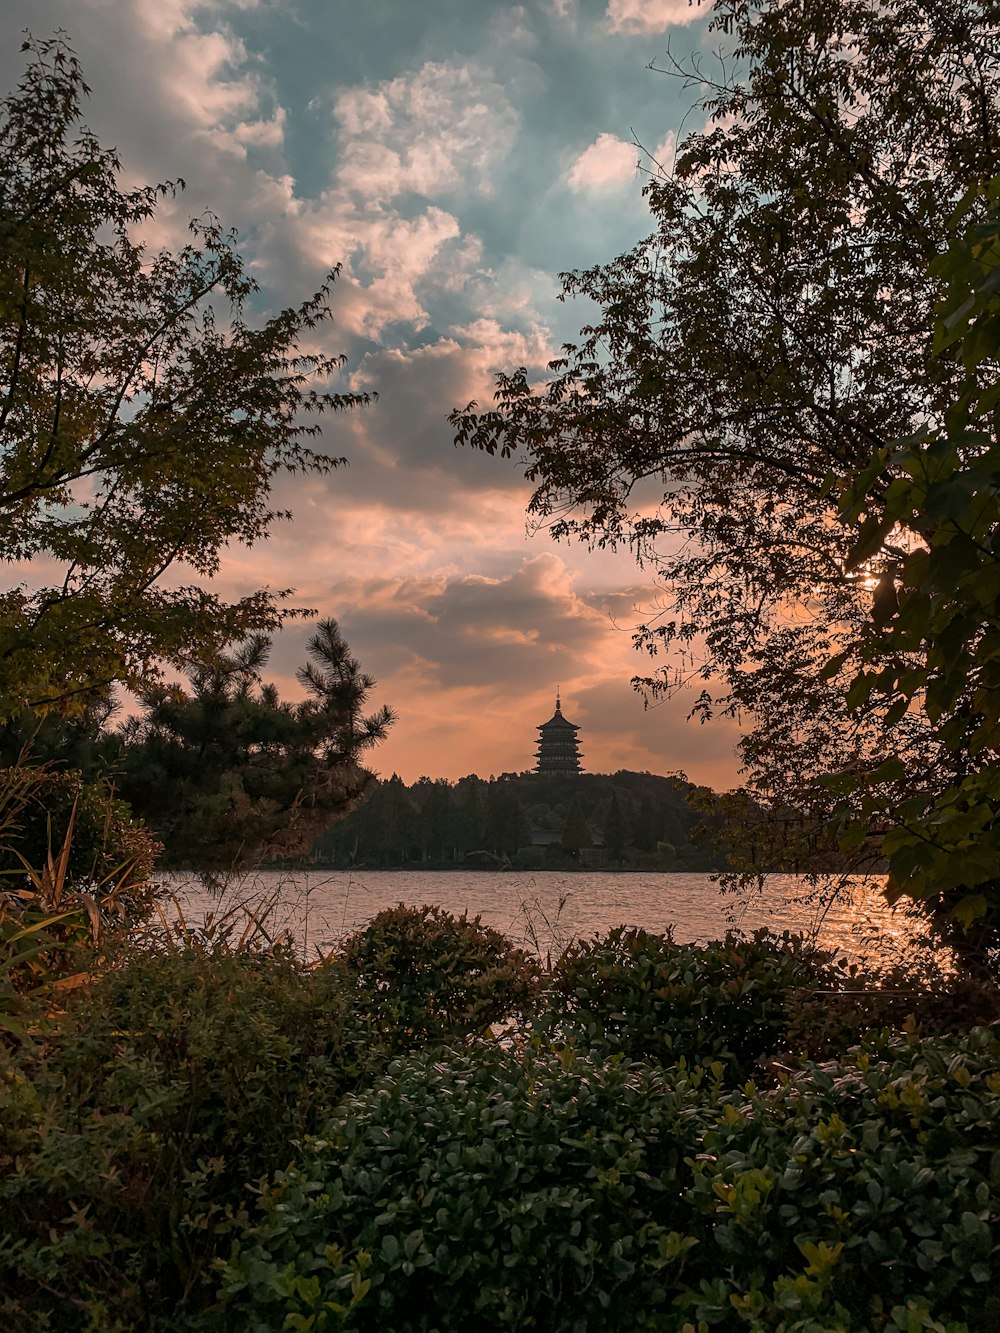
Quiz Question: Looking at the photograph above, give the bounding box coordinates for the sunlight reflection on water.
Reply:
[163,869,933,968]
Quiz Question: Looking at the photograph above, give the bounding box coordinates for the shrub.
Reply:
[0,907,543,1329]
[675,1027,1000,1330]
[219,1029,1000,1333]
[0,766,160,1038]
[3,919,997,1331]
[0,943,377,1329]
[337,903,543,1045]
[782,956,1000,1059]
[547,927,843,1080]
[217,1044,720,1332]
[0,766,159,920]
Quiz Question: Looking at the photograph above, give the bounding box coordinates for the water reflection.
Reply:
[163,868,937,969]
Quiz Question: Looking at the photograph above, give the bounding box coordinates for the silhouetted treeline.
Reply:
[0,700,723,873]
[309,770,725,871]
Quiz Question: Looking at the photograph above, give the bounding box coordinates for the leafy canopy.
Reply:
[835,182,1000,949]
[452,0,1000,911]
[0,36,369,718]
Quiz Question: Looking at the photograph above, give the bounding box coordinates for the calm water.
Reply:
[162,869,933,968]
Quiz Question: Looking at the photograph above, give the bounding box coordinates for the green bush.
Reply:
[218,1030,1000,1333]
[0,944,377,1330]
[0,766,159,921]
[547,927,843,1080]
[0,906,540,1328]
[338,903,542,1045]
[217,1044,720,1332]
[3,920,997,1331]
[674,1027,1000,1330]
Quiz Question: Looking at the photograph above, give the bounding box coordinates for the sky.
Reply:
[1,0,744,788]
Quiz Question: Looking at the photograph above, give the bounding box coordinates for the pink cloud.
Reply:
[228,553,743,789]
[606,0,705,33]
[1,0,742,796]
[567,133,638,192]
[333,60,519,202]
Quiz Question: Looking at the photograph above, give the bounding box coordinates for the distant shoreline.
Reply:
[273,861,726,876]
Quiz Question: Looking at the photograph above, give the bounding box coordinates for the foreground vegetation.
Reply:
[2,903,998,1332]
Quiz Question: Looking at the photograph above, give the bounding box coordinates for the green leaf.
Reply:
[847,515,893,570]
[951,895,989,928]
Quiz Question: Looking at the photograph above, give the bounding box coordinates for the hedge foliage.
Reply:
[217,1046,719,1332]
[680,1028,1000,1330]
[548,927,844,1077]
[218,1030,1000,1333]
[339,903,542,1043]
[1,911,997,1331]
[0,906,542,1329]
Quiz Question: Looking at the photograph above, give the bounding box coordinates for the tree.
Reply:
[0,37,370,719]
[117,620,394,873]
[484,777,531,860]
[560,798,592,857]
[452,0,1000,900]
[0,694,120,776]
[453,775,487,858]
[369,775,421,866]
[413,777,457,863]
[602,790,630,864]
[833,182,1000,958]
[631,793,663,854]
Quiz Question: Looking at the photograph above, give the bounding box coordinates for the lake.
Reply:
[163,868,935,968]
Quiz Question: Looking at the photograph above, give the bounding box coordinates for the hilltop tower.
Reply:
[534,691,583,774]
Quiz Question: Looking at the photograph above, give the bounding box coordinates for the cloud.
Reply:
[299,328,554,511]
[605,0,704,33]
[6,9,511,343]
[120,3,274,144]
[0,0,293,258]
[252,552,741,786]
[132,0,197,41]
[248,195,480,341]
[567,132,638,192]
[0,0,741,794]
[230,105,287,149]
[571,678,742,789]
[285,554,641,771]
[348,207,466,335]
[168,29,259,128]
[647,130,677,177]
[448,317,554,369]
[225,320,555,571]
[489,6,537,49]
[300,554,608,687]
[333,60,519,202]
[247,56,526,337]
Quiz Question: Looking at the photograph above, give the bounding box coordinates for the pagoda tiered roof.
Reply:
[534,691,584,774]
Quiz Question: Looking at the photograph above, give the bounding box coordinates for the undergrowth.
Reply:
[0,903,997,1330]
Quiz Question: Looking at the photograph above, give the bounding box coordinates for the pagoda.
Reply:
[534,691,584,774]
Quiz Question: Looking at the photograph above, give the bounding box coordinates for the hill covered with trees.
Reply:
[309,770,724,871]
